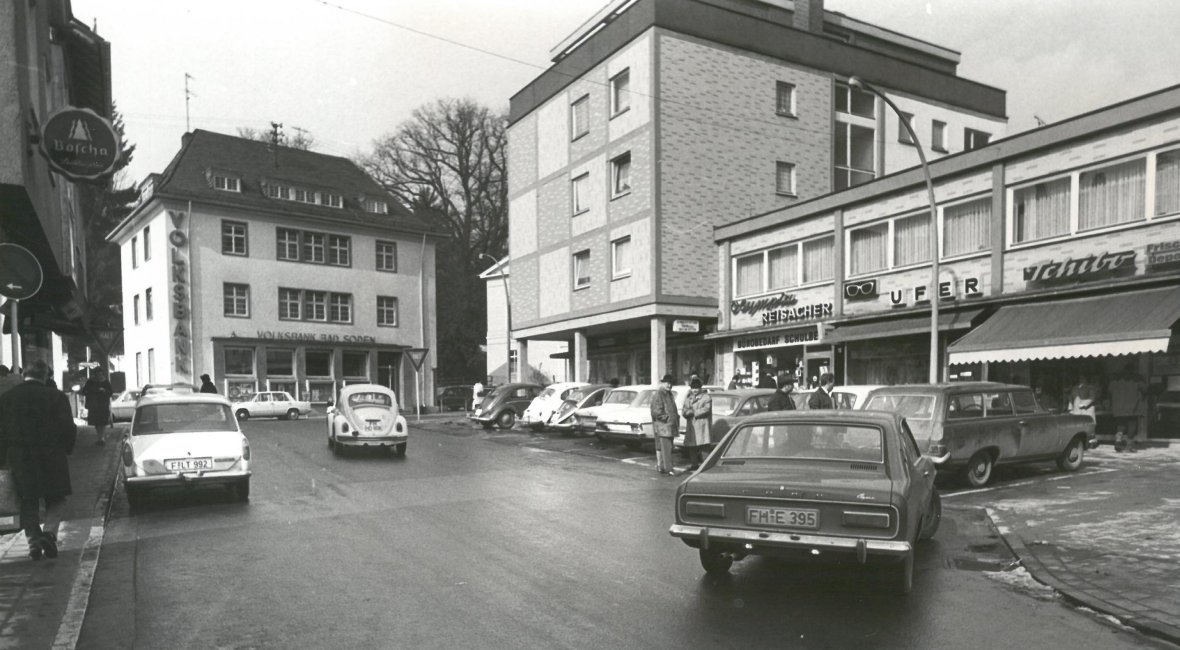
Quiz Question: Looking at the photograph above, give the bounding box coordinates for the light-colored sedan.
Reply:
[327,384,408,456]
[121,393,252,508]
[110,389,141,422]
[231,391,313,421]
[595,384,690,449]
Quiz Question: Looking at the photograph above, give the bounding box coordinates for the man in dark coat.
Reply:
[0,360,77,560]
[767,375,797,411]
[808,373,836,410]
[199,374,218,394]
[650,374,680,475]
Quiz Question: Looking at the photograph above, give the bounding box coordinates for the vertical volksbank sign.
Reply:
[169,210,194,382]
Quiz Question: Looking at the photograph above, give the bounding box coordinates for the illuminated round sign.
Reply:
[40,107,121,181]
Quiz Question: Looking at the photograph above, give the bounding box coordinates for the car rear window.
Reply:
[632,390,655,407]
[865,394,936,420]
[348,393,393,407]
[722,423,883,463]
[832,392,858,409]
[133,403,237,435]
[539,387,556,399]
[604,390,636,405]
[711,395,739,415]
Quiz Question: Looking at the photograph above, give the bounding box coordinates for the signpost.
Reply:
[405,348,429,421]
[40,107,122,182]
[0,244,44,371]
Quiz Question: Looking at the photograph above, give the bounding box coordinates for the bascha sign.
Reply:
[40,107,121,181]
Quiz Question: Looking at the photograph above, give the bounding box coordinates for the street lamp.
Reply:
[848,76,941,383]
[480,253,513,383]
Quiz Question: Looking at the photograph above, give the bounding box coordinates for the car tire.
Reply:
[393,443,406,457]
[919,490,942,541]
[496,410,515,429]
[286,408,300,421]
[964,450,994,488]
[234,479,250,502]
[699,549,733,576]
[236,409,250,421]
[1056,435,1086,472]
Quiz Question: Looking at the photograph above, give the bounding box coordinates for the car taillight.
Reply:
[342,422,350,433]
[243,439,251,461]
[396,422,404,433]
[122,443,134,466]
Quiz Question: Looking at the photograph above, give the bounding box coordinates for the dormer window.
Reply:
[212,174,240,192]
[322,193,342,208]
[364,198,389,214]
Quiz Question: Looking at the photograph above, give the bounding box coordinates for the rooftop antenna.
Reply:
[184,73,196,132]
[269,121,284,166]
[291,125,309,149]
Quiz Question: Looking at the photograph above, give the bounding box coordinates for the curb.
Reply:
[984,507,1180,646]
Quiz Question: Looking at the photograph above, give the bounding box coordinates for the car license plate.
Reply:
[165,458,213,472]
[365,420,381,432]
[747,507,819,529]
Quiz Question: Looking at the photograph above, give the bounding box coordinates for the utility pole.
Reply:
[184,73,196,132]
[269,122,283,166]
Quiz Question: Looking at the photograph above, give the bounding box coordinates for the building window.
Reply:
[573,250,591,289]
[835,123,876,191]
[278,288,302,320]
[305,291,327,321]
[147,348,156,383]
[964,128,990,150]
[143,226,151,261]
[836,81,875,118]
[611,153,632,197]
[894,213,931,267]
[736,235,833,297]
[213,175,240,192]
[224,347,255,376]
[365,199,388,214]
[1079,158,1145,231]
[775,161,796,196]
[898,112,915,144]
[321,193,342,208]
[303,232,326,263]
[509,349,518,379]
[775,81,796,117]
[377,296,399,327]
[222,221,248,256]
[943,198,991,258]
[135,352,142,387]
[735,254,763,297]
[277,228,301,261]
[768,245,798,290]
[611,69,630,116]
[267,348,295,376]
[611,236,631,279]
[1013,177,1071,244]
[801,236,834,283]
[145,288,153,321]
[571,173,590,215]
[131,236,138,269]
[329,293,352,323]
[931,120,948,152]
[342,351,368,379]
[133,294,140,325]
[376,240,398,272]
[848,222,888,276]
[327,235,351,266]
[571,95,589,140]
[305,350,332,377]
[224,283,250,317]
[1157,148,1180,216]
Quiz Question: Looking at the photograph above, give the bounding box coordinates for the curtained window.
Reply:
[735,254,763,297]
[894,213,931,267]
[849,223,888,275]
[1157,148,1180,216]
[1013,177,1070,243]
[1079,158,1145,230]
[802,236,833,283]
[768,246,798,290]
[943,199,991,257]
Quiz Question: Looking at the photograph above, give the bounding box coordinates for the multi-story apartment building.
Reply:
[0,1,111,372]
[714,83,1180,441]
[505,0,1007,386]
[108,130,439,407]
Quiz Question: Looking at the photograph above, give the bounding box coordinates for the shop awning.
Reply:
[947,287,1180,365]
[826,309,985,344]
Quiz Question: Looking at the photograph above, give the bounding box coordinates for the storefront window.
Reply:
[224,347,255,376]
[226,381,256,400]
[306,350,333,377]
[307,381,335,404]
[267,348,295,376]
[269,381,296,397]
[342,351,368,379]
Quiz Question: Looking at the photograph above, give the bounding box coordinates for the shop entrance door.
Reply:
[805,355,832,388]
[377,351,401,393]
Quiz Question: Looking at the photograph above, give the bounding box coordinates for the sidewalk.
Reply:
[0,421,123,650]
[985,443,1180,645]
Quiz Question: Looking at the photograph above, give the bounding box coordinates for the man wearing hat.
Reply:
[199,374,218,394]
[650,374,681,475]
[767,374,797,411]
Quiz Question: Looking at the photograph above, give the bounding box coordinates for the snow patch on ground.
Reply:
[984,566,1060,601]
[1075,606,1136,631]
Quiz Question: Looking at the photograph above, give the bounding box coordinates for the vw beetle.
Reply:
[327,384,408,456]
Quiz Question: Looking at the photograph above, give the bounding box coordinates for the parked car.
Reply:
[832,385,884,410]
[326,384,408,456]
[231,391,313,421]
[673,388,778,449]
[669,410,940,593]
[121,392,251,508]
[548,385,612,435]
[139,383,196,398]
[596,385,690,449]
[110,389,141,423]
[573,386,640,436]
[862,382,1097,487]
[468,382,543,429]
[437,385,474,412]
[520,381,590,431]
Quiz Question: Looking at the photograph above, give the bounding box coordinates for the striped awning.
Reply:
[947,286,1180,365]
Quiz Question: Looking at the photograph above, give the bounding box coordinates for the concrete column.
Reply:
[516,339,528,383]
[650,317,667,383]
[573,331,587,382]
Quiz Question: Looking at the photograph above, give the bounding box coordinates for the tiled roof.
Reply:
[150,129,439,235]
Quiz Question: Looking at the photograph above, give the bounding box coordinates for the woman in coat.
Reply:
[682,378,712,471]
[82,370,113,445]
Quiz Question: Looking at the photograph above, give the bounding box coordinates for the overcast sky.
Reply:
[71,0,1180,186]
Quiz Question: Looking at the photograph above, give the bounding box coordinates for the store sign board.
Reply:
[733,324,822,352]
[1146,240,1180,273]
[672,319,699,333]
[0,243,43,300]
[890,276,983,308]
[843,278,878,302]
[256,330,377,344]
[169,211,193,381]
[1023,250,1136,288]
[40,107,121,181]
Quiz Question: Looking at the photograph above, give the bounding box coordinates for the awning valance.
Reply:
[947,286,1180,365]
[825,309,984,344]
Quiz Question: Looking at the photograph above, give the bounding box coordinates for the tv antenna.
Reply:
[184,73,197,131]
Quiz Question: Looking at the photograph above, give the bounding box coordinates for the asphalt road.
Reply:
[75,416,1171,649]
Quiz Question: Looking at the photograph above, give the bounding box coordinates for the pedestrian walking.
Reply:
[1109,365,1146,452]
[1069,375,1098,423]
[82,369,114,445]
[650,374,680,475]
[767,375,797,411]
[199,373,218,394]
[808,372,836,409]
[757,371,777,389]
[0,360,77,561]
[472,380,485,411]
[727,371,742,390]
[681,378,712,470]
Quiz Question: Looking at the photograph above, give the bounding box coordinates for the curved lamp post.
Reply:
[848,76,941,383]
[480,253,513,382]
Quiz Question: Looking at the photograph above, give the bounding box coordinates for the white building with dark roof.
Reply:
[108,130,440,407]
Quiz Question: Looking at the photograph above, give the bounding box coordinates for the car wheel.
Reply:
[964,450,994,488]
[892,551,914,595]
[286,408,300,421]
[623,440,642,451]
[393,443,407,457]
[236,409,250,421]
[699,549,733,576]
[919,490,942,541]
[1056,435,1086,472]
[496,410,516,429]
[234,479,250,502]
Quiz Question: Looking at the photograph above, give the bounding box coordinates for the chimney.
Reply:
[793,0,824,34]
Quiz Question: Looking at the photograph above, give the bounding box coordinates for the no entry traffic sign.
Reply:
[0,244,43,300]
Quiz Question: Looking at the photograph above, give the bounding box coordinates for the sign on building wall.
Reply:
[890,276,983,308]
[1146,241,1180,274]
[169,210,194,382]
[40,107,121,181]
[1023,250,1136,288]
[672,319,700,333]
[730,292,833,326]
[733,324,823,352]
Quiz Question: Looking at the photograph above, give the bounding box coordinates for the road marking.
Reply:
[943,467,1117,499]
